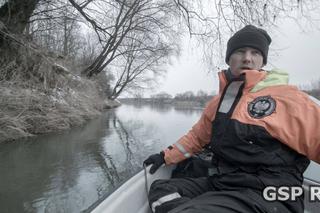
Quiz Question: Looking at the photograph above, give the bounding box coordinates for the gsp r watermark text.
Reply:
[263,186,320,202]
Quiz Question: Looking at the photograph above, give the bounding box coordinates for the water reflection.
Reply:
[0,104,203,213]
[1,103,318,213]
[0,113,118,213]
[174,107,203,115]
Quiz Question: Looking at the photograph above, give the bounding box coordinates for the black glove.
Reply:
[143,151,165,174]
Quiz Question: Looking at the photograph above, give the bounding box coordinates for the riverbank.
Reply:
[0,54,120,143]
[0,80,121,143]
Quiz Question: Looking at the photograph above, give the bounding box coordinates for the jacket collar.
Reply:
[218,69,267,93]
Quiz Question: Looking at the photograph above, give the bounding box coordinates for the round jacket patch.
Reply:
[248,96,276,119]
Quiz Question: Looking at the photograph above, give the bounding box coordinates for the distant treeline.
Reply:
[120,90,215,107]
[305,89,320,100]
[302,80,320,100]
[121,86,320,108]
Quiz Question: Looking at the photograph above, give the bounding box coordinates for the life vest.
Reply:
[164,69,320,165]
[164,69,320,212]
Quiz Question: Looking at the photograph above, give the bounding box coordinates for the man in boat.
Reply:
[144,25,320,213]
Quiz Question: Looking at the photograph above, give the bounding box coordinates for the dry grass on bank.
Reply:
[0,47,105,143]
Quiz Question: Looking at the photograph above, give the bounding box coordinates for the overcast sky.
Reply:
[147,19,320,97]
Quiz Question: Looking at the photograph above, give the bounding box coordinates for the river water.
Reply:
[0,103,319,213]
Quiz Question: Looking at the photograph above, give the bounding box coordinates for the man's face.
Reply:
[228,47,264,77]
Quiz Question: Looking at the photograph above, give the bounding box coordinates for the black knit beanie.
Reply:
[225,25,272,64]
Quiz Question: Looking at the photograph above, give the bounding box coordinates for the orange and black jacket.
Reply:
[163,69,320,211]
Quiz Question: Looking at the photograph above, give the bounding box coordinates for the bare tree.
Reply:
[1,0,320,98]
[151,92,172,103]
[28,0,83,58]
[108,32,173,100]
[68,0,181,78]
[174,91,195,101]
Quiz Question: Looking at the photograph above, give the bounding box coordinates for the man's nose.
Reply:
[243,52,252,63]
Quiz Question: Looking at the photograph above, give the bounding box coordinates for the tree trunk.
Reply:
[0,0,39,34]
[0,0,39,57]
